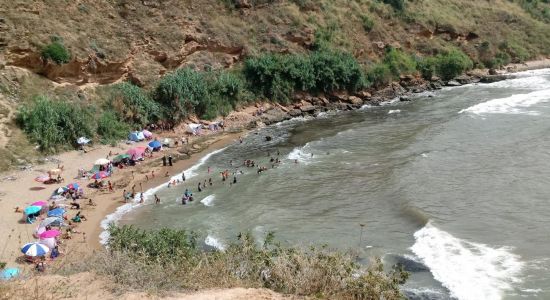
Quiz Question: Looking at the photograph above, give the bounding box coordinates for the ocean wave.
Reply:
[99,147,228,245]
[411,222,523,300]
[205,235,225,250]
[201,194,215,207]
[287,144,314,164]
[485,74,550,90]
[459,88,550,116]
[388,109,401,114]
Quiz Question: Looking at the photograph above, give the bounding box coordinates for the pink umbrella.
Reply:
[39,230,61,239]
[34,175,50,182]
[90,171,109,180]
[31,201,47,207]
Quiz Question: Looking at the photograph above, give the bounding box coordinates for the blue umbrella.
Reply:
[21,242,49,257]
[47,207,65,217]
[1,268,19,280]
[24,205,41,215]
[148,140,162,148]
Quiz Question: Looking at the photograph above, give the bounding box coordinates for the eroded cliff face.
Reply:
[1,0,548,88]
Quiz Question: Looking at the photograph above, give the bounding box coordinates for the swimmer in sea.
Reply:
[198,182,202,192]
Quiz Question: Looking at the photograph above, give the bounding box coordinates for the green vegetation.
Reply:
[16,96,94,152]
[244,50,366,102]
[96,111,130,145]
[433,50,474,80]
[108,82,161,126]
[360,14,375,32]
[64,225,408,298]
[382,0,405,11]
[41,40,70,64]
[367,47,417,86]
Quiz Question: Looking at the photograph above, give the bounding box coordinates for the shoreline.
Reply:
[0,59,548,270]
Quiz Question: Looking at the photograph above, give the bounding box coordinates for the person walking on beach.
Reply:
[155,194,160,204]
[108,180,114,193]
[168,155,173,166]
[182,172,186,181]
[162,155,167,166]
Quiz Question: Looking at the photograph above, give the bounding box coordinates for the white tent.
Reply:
[186,123,202,135]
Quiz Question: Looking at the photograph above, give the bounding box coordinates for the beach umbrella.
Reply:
[47,208,65,218]
[34,226,47,238]
[66,183,80,190]
[142,129,153,138]
[90,171,109,180]
[54,186,68,195]
[24,206,41,215]
[148,140,162,149]
[40,217,63,228]
[40,237,56,249]
[21,242,49,257]
[34,175,50,183]
[112,154,130,163]
[39,230,61,239]
[94,158,110,166]
[77,137,90,145]
[31,201,47,207]
[1,268,20,280]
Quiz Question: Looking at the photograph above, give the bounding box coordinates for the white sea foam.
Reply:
[486,74,550,90]
[287,144,313,164]
[411,222,523,300]
[459,88,550,116]
[388,109,401,114]
[201,194,215,207]
[205,235,225,250]
[99,147,227,245]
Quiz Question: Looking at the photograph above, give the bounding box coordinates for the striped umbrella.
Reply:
[21,242,49,257]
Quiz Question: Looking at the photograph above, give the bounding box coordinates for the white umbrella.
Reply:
[94,158,110,165]
[77,137,90,145]
[40,237,56,249]
[40,217,63,228]
[34,226,47,238]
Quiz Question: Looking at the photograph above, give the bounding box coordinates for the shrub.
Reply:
[154,68,210,121]
[382,0,405,11]
[41,41,70,64]
[433,50,473,80]
[66,225,408,298]
[109,82,161,126]
[382,47,417,77]
[96,111,130,144]
[416,56,436,79]
[310,50,367,92]
[361,14,375,32]
[16,96,94,152]
[367,63,392,87]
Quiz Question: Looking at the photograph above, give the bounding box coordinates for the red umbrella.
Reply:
[39,230,61,239]
[31,201,47,207]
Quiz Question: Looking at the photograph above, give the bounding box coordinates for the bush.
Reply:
[17,96,94,152]
[244,50,366,102]
[41,41,70,64]
[68,225,408,298]
[382,0,405,11]
[96,111,130,144]
[416,56,436,79]
[433,50,473,80]
[382,47,417,77]
[109,82,161,126]
[154,68,210,121]
[367,63,392,87]
[361,14,375,32]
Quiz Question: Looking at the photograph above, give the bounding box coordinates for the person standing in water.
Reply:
[198,182,202,192]
[233,176,237,184]
[155,194,160,204]
[209,178,212,186]
[182,172,186,182]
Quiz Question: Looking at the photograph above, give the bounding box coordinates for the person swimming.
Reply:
[198,182,202,192]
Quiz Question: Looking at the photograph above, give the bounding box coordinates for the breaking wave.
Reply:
[459,88,550,116]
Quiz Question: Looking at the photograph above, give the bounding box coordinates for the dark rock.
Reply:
[289,109,302,117]
[455,75,473,85]
[347,96,363,106]
[480,74,509,83]
[488,68,498,75]
[400,95,412,102]
[265,136,272,141]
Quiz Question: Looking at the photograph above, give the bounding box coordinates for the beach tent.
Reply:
[142,130,153,139]
[77,137,90,145]
[112,154,130,163]
[162,138,174,147]
[128,131,145,142]
[148,140,162,150]
[127,146,147,160]
[186,123,202,135]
